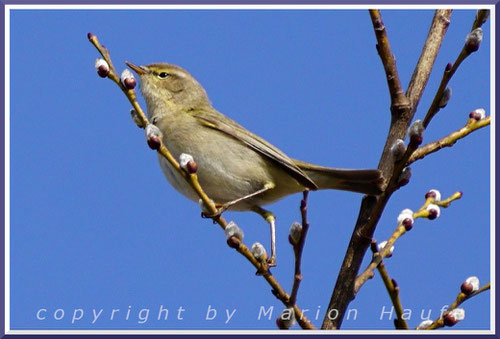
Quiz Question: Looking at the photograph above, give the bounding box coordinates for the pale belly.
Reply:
[155,123,304,211]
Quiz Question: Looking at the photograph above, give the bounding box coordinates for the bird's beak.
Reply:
[125,61,148,75]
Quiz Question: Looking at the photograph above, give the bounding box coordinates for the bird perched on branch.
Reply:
[126,61,384,266]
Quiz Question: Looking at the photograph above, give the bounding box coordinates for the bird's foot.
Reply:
[200,203,229,222]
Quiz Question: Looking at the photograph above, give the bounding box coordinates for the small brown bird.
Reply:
[126,61,384,265]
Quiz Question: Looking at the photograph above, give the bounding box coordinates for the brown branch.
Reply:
[421,282,490,330]
[368,9,410,116]
[408,116,490,165]
[88,33,316,330]
[422,11,489,128]
[289,191,310,308]
[321,10,452,330]
[406,10,452,112]
[355,191,461,330]
[355,191,462,292]
[472,9,490,31]
[372,248,408,330]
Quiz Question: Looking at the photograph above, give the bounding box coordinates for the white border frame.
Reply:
[4,4,495,335]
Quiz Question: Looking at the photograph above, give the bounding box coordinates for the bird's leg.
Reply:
[215,182,275,214]
[202,182,275,221]
[251,206,277,267]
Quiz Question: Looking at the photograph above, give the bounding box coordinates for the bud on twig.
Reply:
[398,167,412,187]
[469,108,486,121]
[288,222,302,245]
[465,28,483,53]
[461,276,480,295]
[145,124,162,150]
[416,319,434,330]
[94,58,110,78]
[426,204,441,220]
[475,9,490,26]
[121,69,136,89]
[443,308,465,327]
[390,139,406,161]
[251,242,268,261]
[179,153,198,174]
[276,308,295,329]
[438,87,452,108]
[198,198,215,217]
[408,120,424,146]
[225,221,244,248]
[397,209,414,231]
[425,189,441,201]
[378,240,394,257]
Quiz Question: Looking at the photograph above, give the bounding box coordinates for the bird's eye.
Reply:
[158,72,169,78]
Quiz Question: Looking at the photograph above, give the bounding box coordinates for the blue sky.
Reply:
[8,7,491,331]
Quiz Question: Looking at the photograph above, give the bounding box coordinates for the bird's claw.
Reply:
[200,204,228,222]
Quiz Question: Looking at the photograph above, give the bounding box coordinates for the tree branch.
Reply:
[372,250,408,330]
[368,9,410,116]
[88,33,316,330]
[355,191,462,291]
[408,116,490,165]
[321,10,453,330]
[289,191,310,308]
[406,10,452,113]
[421,282,490,330]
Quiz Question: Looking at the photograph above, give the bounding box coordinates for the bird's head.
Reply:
[126,62,210,111]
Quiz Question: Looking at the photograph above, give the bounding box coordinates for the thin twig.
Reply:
[322,9,490,328]
[355,191,462,292]
[88,33,316,330]
[406,10,452,112]
[321,10,452,329]
[289,191,310,307]
[421,283,491,330]
[422,12,489,128]
[368,9,410,116]
[408,116,490,165]
[370,246,408,330]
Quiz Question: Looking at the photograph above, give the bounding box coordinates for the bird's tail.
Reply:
[294,160,385,195]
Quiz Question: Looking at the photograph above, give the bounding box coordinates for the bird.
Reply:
[126,61,384,266]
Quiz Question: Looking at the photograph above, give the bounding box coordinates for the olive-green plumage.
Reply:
[126,61,384,264]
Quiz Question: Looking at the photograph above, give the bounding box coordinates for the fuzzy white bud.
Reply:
[390,139,406,161]
[120,69,136,89]
[426,204,441,219]
[94,58,110,77]
[251,242,267,261]
[398,167,412,186]
[439,87,452,108]
[198,198,214,215]
[145,123,161,139]
[426,189,442,201]
[465,28,483,53]
[145,124,162,150]
[469,108,486,120]
[378,241,394,257]
[416,319,434,330]
[179,153,194,170]
[449,308,465,321]
[277,308,296,329]
[408,120,425,146]
[289,222,302,245]
[225,221,244,241]
[465,276,480,292]
[397,209,414,224]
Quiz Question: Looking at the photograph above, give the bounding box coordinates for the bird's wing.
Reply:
[190,109,318,190]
